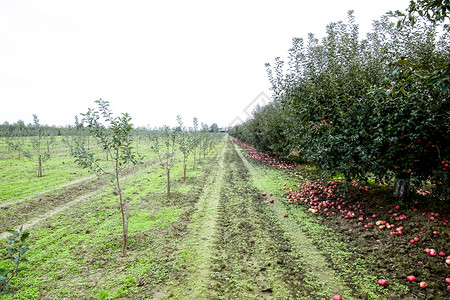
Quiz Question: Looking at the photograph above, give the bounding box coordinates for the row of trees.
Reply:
[0,115,55,177]
[72,100,222,257]
[230,7,449,201]
[1,99,223,257]
[1,114,222,178]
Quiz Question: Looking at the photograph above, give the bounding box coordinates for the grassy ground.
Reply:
[1,136,448,299]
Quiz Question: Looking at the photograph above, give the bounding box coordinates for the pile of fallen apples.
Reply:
[263,179,450,296]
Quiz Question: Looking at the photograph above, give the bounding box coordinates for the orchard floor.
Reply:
[1,136,449,299]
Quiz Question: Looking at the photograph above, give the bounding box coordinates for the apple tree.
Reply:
[72,99,141,257]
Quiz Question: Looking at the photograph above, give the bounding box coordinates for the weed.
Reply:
[0,226,31,295]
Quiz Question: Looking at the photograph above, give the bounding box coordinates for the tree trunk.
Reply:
[166,168,170,200]
[38,155,42,177]
[394,174,410,198]
[193,152,196,171]
[124,198,130,252]
[116,176,127,257]
[184,164,187,182]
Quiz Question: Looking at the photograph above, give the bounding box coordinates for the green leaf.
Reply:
[0,290,15,295]
[20,246,29,255]
[5,248,18,254]
[20,232,30,242]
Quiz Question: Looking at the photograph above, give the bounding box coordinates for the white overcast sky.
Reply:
[0,0,411,128]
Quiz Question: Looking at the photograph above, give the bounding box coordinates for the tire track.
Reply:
[233,140,357,299]
[154,138,227,299]
[210,137,317,299]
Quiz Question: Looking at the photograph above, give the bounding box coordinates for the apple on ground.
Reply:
[378,279,387,286]
[419,281,428,288]
[333,295,342,300]
[407,275,416,282]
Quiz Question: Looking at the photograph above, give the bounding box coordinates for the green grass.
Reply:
[0,137,222,299]
[0,137,160,204]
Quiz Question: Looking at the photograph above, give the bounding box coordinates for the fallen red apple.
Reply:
[407,275,416,282]
[414,237,419,242]
[446,278,450,284]
[262,193,267,196]
[439,252,445,257]
[269,199,274,203]
[433,231,438,235]
[378,279,387,286]
[283,213,288,218]
[333,295,342,300]
[419,281,427,288]
[424,248,431,254]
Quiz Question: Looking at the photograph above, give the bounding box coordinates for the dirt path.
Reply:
[154,138,227,299]
[156,137,357,299]
[233,141,357,299]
